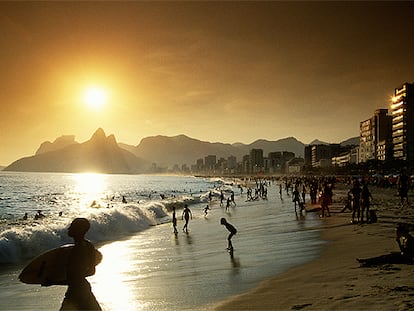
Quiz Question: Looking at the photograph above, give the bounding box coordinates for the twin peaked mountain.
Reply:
[5,128,307,174]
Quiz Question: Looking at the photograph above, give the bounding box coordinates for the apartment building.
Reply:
[359,109,392,163]
[390,83,414,162]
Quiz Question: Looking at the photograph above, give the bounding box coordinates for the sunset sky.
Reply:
[1,1,414,165]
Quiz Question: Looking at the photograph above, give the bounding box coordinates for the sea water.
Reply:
[0,172,325,310]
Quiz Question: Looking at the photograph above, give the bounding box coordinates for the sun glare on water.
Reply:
[83,87,108,109]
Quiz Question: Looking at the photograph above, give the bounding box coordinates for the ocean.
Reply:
[0,172,325,310]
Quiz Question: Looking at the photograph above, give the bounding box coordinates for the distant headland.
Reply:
[3,128,358,174]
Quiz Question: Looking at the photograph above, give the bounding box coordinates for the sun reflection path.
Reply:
[90,242,143,311]
[71,173,108,209]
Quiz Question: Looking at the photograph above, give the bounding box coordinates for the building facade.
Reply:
[391,83,414,162]
[311,144,340,167]
[359,109,392,163]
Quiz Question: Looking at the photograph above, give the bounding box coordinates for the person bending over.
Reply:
[220,218,237,250]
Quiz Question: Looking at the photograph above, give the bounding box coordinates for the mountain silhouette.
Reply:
[4,128,358,173]
[36,135,78,155]
[4,128,148,174]
[119,135,305,167]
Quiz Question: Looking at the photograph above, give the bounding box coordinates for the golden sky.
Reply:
[1,2,414,165]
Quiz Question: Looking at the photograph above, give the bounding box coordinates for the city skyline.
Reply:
[1,2,414,165]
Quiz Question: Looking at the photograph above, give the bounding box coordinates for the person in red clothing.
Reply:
[320,183,332,218]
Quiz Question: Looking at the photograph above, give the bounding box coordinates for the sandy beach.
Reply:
[215,183,414,311]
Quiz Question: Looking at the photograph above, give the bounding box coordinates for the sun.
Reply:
[83,87,108,109]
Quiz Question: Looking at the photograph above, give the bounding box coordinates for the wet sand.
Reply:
[215,184,414,310]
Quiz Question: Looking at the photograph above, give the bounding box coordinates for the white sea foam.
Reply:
[0,196,199,264]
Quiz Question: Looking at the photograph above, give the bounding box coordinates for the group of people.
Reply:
[26,173,412,310]
[347,180,374,224]
[171,198,238,255]
[22,210,46,220]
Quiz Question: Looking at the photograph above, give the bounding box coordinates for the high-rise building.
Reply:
[359,109,392,163]
[204,155,216,171]
[249,149,264,173]
[390,83,414,162]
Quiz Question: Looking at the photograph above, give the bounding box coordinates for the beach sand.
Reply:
[215,184,414,310]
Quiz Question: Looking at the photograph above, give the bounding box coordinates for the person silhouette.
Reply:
[220,218,237,251]
[182,204,192,233]
[60,218,102,310]
[203,204,210,216]
[172,206,178,234]
[357,223,414,267]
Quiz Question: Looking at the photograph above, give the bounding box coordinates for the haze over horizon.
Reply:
[1,2,414,166]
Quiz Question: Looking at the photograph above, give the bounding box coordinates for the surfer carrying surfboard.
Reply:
[60,218,102,311]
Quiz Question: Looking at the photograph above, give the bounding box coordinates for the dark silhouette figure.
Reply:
[320,184,332,218]
[292,187,301,212]
[226,197,231,212]
[361,183,373,223]
[349,181,362,223]
[34,210,45,220]
[182,204,192,233]
[172,206,178,234]
[203,204,210,216]
[220,217,237,251]
[60,218,102,310]
[357,224,414,267]
[397,170,410,207]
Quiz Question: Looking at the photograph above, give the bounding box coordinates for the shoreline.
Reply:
[214,185,414,310]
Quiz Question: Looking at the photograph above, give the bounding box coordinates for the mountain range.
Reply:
[3,128,358,174]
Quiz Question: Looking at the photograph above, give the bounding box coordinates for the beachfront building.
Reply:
[390,82,414,162]
[359,109,392,163]
[332,153,352,167]
[286,157,305,174]
[304,145,312,166]
[332,145,359,167]
[204,155,217,171]
[250,149,264,173]
[311,144,340,168]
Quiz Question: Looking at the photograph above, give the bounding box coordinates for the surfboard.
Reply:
[18,244,102,285]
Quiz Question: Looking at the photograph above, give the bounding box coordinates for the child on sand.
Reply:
[220,218,237,250]
[203,205,210,216]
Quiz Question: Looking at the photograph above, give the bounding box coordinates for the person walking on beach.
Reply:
[301,185,306,204]
[182,204,192,233]
[279,183,283,200]
[226,197,231,212]
[361,182,373,223]
[292,187,301,212]
[203,204,210,217]
[230,191,236,206]
[349,180,362,223]
[172,206,178,234]
[320,184,331,218]
[397,169,410,207]
[60,218,102,310]
[220,191,224,207]
[220,218,237,251]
